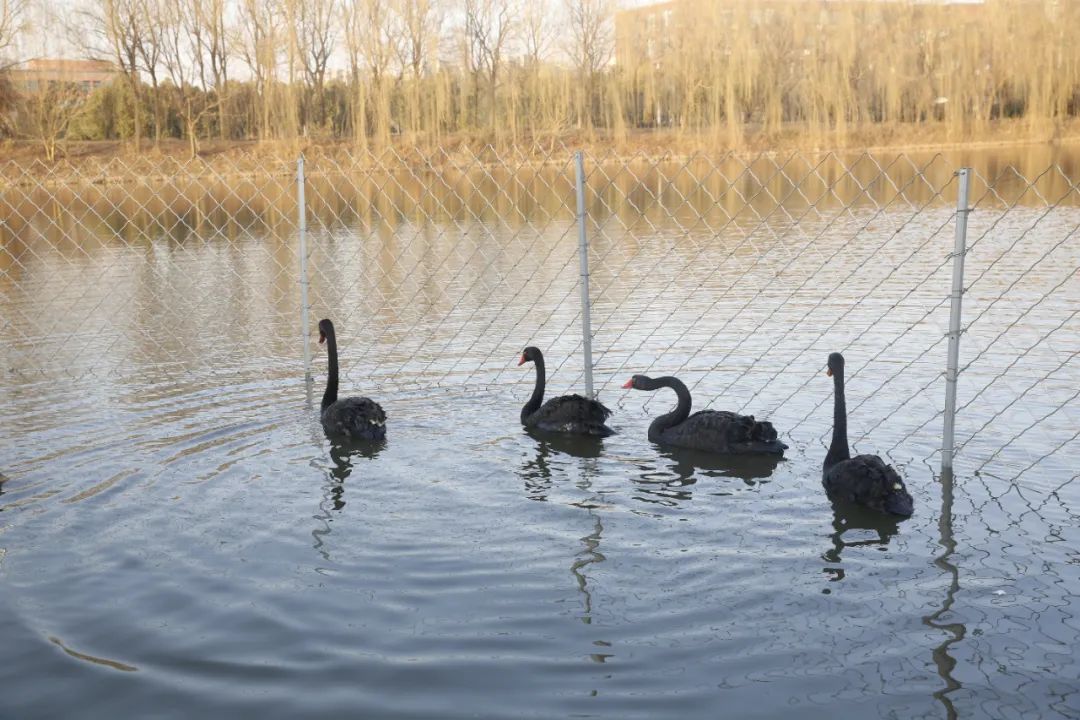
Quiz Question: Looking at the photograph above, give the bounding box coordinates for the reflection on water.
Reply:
[923,470,964,720]
[312,439,386,560]
[821,501,904,585]
[0,145,1077,718]
[48,636,138,673]
[658,446,783,484]
[329,438,387,482]
[571,514,605,629]
[629,447,782,507]
[521,428,605,502]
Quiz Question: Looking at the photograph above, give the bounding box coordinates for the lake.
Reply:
[1,143,1078,717]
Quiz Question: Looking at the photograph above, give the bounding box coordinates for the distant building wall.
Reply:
[11,59,120,95]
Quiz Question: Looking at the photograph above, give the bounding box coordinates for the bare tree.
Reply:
[159,0,223,157]
[295,0,336,131]
[463,0,512,131]
[186,0,230,139]
[395,0,439,136]
[520,0,553,67]
[75,0,147,149]
[342,0,399,147]
[518,0,553,137]
[0,0,29,69]
[135,0,166,147]
[236,0,281,140]
[564,0,612,131]
[17,79,85,161]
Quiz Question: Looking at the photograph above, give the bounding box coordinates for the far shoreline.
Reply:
[2,119,1079,181]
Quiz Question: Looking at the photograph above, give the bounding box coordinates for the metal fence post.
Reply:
[942,167,971,477]
[298,154,312,384]
[574,150,595,398]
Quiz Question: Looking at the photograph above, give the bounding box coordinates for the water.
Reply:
[1,146,1079,718]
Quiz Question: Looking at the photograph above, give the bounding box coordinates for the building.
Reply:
[11,59,119,95]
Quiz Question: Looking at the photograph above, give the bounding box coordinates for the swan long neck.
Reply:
[322,328,339,411]
[646,376,692,441]
[522,353,546,421]
[825,367,850,470]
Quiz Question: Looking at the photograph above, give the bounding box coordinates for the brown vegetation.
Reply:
[1,0,1078,163]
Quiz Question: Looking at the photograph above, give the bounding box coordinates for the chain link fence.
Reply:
[1,146,1077,490]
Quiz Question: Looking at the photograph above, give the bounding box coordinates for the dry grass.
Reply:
[3,117,1079,180]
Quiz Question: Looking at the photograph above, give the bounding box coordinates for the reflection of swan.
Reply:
[520,428,603,502]
[524,427,604,457]
[659,446,782,485]
[823,352,913,517]
[821,501,901,584]
[518,347,613,436]
[311,439,385,561]
[623,375,786,456]
[318,319,387,441]
[329,438,386,484]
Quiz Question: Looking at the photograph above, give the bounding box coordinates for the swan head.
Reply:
[518,346,541,366]
[826,352,845,377]
[318,318,334,345]
[622,375,649,390]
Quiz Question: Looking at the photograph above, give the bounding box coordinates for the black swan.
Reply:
[622,374,787,456]
[518,346,613,436]
[317,318,386,441]
[823,352,913,517]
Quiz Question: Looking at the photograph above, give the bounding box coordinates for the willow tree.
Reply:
[342,0,399,149]
[0,0,28,69]
[185,0,230,139]
[75,0,147,150]
[237,0,282,141]
[395,0,440,139]
[294,0,335,131]
[463,0,513,133]
[564,0,611,132]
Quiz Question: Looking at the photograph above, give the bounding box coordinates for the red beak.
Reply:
[826,368,832,377]
[622,379,634,389]
[517,355,527,366]
[318,332,326,345]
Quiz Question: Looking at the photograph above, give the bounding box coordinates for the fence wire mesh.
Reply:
[1,146,1077,494]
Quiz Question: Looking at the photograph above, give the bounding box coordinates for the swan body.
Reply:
[519,346,613,436]
[318,319,386,441]
[623,374,787,456]
[823,352,913,517]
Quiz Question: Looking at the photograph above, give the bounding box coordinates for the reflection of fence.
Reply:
[1,147,1077,488]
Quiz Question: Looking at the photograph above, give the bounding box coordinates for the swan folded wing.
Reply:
[678,410,776,444]
[322,397,387,437]
[533,394,612,427]
[823,454,900,502]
